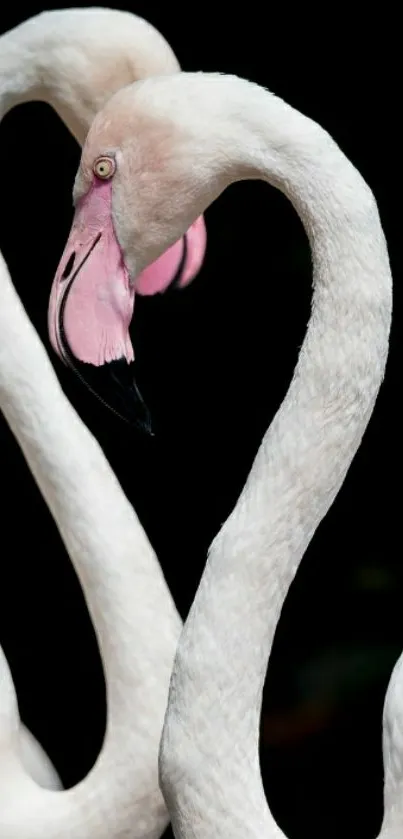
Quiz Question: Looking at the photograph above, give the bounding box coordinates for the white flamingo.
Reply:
[0,7,200,829]
[52,71,400,837]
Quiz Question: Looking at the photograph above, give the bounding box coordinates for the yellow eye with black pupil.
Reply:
[93,157,115,180]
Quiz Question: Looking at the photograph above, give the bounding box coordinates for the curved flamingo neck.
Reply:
[0,17,186,835]
[159,79,392,838]
[0,30,41,120]
[0,255,180,837]
[0,9,181,142]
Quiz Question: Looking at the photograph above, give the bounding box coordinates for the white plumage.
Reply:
[0,13,400,839]
[0,9,185,837]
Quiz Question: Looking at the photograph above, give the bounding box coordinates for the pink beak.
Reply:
[48,179,207,430]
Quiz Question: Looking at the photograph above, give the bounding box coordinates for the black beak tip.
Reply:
[141,421,155,437]
[140,420,155,437]
[62,353,155,433]
[109,361,155,435]
[128,381,154,436]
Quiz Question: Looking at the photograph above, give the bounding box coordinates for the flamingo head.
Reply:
[48,172,206,431]
[49,75,232,430]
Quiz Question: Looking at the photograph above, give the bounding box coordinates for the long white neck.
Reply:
[0,249,181,837]
[0,13,184,835]
[159,78,393,838]
[0,30,40,117]
[0,9,180,142]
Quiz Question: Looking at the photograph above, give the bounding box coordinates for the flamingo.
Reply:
[50,72,400,837]
[0,7,207,428]
[0,6,204,823]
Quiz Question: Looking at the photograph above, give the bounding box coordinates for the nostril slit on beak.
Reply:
[61,252,76,280]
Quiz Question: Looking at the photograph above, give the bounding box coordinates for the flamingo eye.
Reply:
[93,156,115,180]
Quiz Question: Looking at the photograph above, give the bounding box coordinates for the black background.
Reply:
[0,4,400,838]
